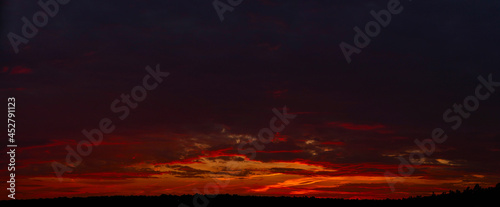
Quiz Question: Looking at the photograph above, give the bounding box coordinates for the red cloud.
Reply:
[256,150,303,153]
[155,147,241,166]
[328,122,385,131]
[60,171,166,179]
[320,141,345,146]
[8,66,33,74]
[0,87,26,91]
[266,89,288,98]
[272,132,288,142]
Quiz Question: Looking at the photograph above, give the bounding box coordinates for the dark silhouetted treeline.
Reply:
[1,183,499,207]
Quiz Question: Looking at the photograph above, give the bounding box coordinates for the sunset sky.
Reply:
[1,0,500,200]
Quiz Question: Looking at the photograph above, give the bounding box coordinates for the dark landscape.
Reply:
[2,184,499,207]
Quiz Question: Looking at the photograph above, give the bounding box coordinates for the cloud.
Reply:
[327,122,385,131]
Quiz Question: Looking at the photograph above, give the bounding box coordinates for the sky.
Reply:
[1,0,500,200]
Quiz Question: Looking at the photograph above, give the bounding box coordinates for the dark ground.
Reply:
[1,183,499,207]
